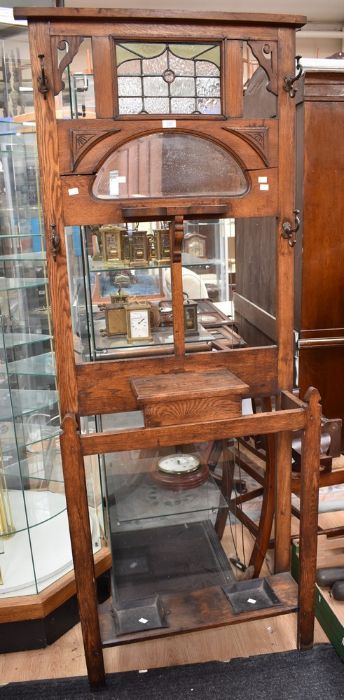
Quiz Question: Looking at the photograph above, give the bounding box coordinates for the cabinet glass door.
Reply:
[66,216,276,362]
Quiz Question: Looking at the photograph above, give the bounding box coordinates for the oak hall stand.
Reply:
[15,8,321,687]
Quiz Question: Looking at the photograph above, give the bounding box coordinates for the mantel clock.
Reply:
[125,301,152,342]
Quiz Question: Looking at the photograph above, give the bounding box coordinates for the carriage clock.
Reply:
[100,224,124,263]
[154,225,171,263]
[125,301,153,342]
[101,289,129,336]
[120,227,149,265]
[184,231,207,259]
[183,294,198,335]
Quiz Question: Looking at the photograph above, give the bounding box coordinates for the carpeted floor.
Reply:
[0,644,343,700]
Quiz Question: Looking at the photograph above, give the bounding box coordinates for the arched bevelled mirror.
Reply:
[92,132,249,199]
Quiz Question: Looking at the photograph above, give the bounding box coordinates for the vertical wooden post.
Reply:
[28,23,78,417]
[171,216,185,357]
[297,387,321,650]
[274,27,297,572]
[274,430,292,572]
[60,415,105,686]
[249,397,276,577]
[92,36,115,118]
[29,23,104,685]
[225,40,243,117]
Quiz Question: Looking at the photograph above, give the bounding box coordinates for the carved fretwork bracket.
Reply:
[172,215,184,263]
[71,129,120,170]
[52,36,84,96]
[247,41,278,95]
[223,126,269,167]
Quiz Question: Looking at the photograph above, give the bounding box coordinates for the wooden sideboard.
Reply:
[295,71,344,445]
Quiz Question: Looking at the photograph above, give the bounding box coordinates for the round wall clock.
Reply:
[152,452,209,490]
[158,453,200,474]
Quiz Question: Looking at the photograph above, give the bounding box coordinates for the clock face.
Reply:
[129,309,149,338]
[158,453,200,475]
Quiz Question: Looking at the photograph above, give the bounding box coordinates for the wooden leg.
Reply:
[297,387,321,650]
[249,437,276,577]
[215,440,234,540]
[60,414,105,687]
[274,429,292,572]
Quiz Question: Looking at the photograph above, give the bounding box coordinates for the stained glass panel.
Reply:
[169,54,194,76]
[115,41,221,115]
[196,98,221,115]
[196,77,220,97]
[170,78,195,97]
[143,76,168,96]
[142,53,168,75]
[118,77,142,97]
[197,60,220,77]
[117,59,141,76]
[144,98,169,113]
[171,98,196,113]
[118,97,143,114]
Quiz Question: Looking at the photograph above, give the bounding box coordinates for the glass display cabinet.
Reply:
[0,113,104,646]
[0,119,67,600]
[17,7,322,686]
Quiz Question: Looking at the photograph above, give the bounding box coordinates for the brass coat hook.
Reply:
[38,54,49,98]
[51,224,61,260]
[281,209,301,247]
[283,55,303,97]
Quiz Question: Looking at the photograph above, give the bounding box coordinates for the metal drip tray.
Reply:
[112,594,168,635]
[222,578,282,614]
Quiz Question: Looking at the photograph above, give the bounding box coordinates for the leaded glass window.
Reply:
[115,42,221,115]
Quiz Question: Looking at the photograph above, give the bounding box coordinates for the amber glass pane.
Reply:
[92,133,248,199]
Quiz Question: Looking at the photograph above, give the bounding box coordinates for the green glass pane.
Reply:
[116,46,139,64]
[117,43,166,63]
[197,46,221,68]
[170,44,215,60]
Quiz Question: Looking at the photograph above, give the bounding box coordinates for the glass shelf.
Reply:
[7,352,55,376]
[0,253,46,262]
[1,489,67,535]
[0,277,48,291]
[0,232,42,239]
[0,332,52,349]
[108,472,227,529]
[0,389,58,421]
[0,421,61,451]
[89,258,169,273]
[88,255,221,274]
[93,322,213,353]
[0,204,39,212]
